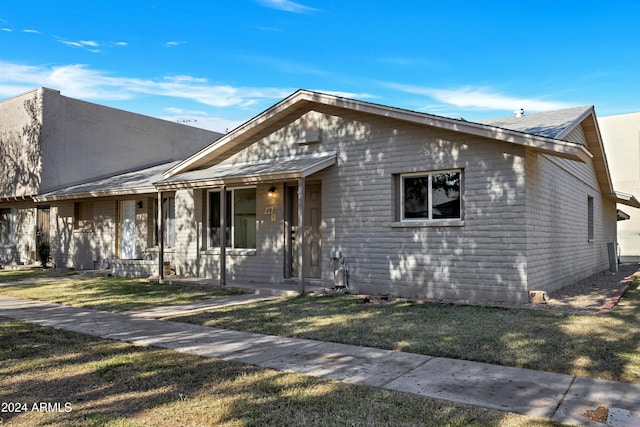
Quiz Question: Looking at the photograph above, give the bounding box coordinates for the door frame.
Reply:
[284,181,321,280]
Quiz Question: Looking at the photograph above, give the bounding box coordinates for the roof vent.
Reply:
[514,108,524,118]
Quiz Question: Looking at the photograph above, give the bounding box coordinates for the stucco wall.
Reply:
[39,88,222,193]
[0,89,43,198]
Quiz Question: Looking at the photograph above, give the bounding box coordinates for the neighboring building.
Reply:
[151,90,637,303]
[0,87,222,269]
[599,112,640,261]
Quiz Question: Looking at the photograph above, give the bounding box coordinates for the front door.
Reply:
[288,183,321,279]
[36,207,50,247]
[119,200,136,259]
[36,207,50,264]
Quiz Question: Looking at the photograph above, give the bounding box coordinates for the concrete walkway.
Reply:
[1,295,639,426]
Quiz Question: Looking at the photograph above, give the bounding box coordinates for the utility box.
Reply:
[334,264,347,288]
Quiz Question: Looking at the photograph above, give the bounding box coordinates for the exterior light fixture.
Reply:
[268,186,276,197]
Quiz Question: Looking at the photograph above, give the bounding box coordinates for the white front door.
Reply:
[119,200,136,259]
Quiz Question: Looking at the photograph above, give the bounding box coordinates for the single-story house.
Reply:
[147,90,638,302]
[0,87,222,268]
[3,88,637,303]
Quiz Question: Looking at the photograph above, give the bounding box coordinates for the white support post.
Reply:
[157,191,164,284]
[297,178,305,294]
[220,184,227,286]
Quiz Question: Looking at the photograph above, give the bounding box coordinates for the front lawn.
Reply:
[0,272,242,312]
[168,279,640,384]
[0,319,553,427]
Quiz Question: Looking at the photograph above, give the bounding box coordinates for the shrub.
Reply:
[36,241,51,268]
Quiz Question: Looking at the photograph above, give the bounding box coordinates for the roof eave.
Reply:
[165,90,595,177]
[615,191,640,209]
[33,187,157,202]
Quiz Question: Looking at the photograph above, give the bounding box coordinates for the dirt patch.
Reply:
[583,406,609,423]
[537,263,638,315]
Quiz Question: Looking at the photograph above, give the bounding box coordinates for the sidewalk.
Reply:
[1,294,639,427]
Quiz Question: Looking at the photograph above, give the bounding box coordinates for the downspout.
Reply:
[297,178,305,294]
[220,184,227,286]
[157,191,164,284]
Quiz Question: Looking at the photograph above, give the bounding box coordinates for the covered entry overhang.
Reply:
[614,191,640,222]
[155,151,337,292]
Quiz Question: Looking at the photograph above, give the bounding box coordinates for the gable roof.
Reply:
[161,89,637,207]
[164,90,593,178]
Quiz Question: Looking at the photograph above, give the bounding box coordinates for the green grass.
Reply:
[168,279,640,384]
[0,273,243,312]
[0,268,75,283]
[0,318,560,426]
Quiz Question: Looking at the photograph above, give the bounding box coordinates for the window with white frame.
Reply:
[208,188,256,249]
[0,208,15,245]
[400,170,461,221]
[154,197,176,248]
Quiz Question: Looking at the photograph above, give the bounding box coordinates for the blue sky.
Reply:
[2,0,640,132]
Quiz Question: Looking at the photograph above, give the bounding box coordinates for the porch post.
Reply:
[297,177,305,294]
[157,191,164,284]
[219,184,227,286]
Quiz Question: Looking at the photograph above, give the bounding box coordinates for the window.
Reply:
[208,188,256,249]
[154,197,176,248]
[400,170,461,221]
[0,208,15,245]
[74,203,94,231]
[588,196,594,241]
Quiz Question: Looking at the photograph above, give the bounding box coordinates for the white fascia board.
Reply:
[33,187,157,202]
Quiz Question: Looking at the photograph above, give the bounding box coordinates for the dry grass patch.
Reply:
[0,319,556,426]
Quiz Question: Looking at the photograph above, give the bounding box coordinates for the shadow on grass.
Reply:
[0,318,543,426]
[0,268,76,283]
[0,276,243,312]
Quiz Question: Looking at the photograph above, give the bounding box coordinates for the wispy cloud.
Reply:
[310,89,375,100]
[22,29,40,34]
[385,83,572,112]
[57,39,102,53]
[58,39,99,48]
[0,60,293,108]
[161,107,244,132]
[1,28,11,32]
[255,0,318,13]
[164,41,186,48]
